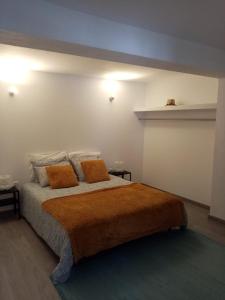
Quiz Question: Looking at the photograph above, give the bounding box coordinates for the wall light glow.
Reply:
[104,71,142,81]
[0,57,30,84]
[102,80,119,101]
[0,56,40,84]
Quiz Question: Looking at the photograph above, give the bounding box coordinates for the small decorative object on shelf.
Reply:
[166,98,176,106]
[0,182,20,218]
[109,170,132,181]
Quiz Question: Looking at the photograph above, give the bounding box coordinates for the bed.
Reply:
[22,175,187,284]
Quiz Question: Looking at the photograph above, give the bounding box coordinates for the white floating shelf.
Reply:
[134,103,217,120]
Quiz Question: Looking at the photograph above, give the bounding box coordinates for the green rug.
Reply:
[55,230,225,300]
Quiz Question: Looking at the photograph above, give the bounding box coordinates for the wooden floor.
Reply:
[0,201,225,300]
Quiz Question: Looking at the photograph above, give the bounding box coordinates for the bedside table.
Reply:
[109,170,132,181]
[0,186,20,218]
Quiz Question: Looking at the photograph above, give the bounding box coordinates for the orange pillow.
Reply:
[81,159,110,183]
[46,164,79,189]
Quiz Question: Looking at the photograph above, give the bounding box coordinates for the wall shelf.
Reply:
[134,103,217,120]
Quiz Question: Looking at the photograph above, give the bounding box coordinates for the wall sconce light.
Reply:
[8,86,18,97]
[103,80,118,102]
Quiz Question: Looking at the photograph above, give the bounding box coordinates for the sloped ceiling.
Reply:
[45,0,225,50]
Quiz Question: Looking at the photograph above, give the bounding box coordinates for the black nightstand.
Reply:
[109,170,132,181]
[0,186,20,218]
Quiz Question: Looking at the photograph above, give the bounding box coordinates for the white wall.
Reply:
[210,78,225,220]
[0,72,146,183]
[145,71,218,107]
[143,71,218,206]
[0,69,220,208]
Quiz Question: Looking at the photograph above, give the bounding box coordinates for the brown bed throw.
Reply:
[42,183,187,262]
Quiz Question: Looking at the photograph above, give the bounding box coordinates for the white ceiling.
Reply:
[0,44,159,82]
[45,0,225,51]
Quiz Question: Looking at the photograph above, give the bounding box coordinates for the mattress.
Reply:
[21,175,132,283]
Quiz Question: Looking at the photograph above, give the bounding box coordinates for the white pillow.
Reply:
[27,151,68,182]
[68,151,101,181]
[34,161,70,187]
